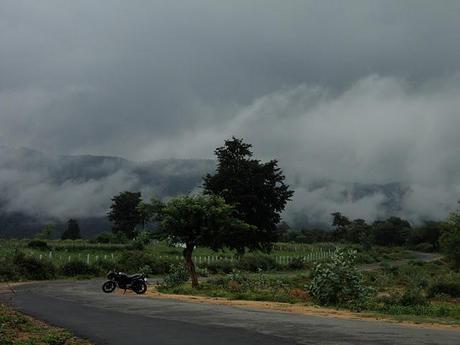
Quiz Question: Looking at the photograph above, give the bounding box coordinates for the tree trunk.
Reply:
[184,244,199,288]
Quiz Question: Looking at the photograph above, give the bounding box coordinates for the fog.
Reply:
[1,1,460,226]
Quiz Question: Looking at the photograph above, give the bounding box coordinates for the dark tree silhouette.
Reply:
[203,137,294,253]
[61,219,81,240]
[108,191,143,239]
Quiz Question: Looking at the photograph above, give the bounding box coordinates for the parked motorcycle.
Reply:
[102,270,148,294]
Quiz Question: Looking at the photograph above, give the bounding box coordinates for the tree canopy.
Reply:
[61,219,81,240]
[203,137,293,252]
[441,206,460,271]
[107,191,143,239]
[149,194,253,287]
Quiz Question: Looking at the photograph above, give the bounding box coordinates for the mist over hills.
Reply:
[0,145,414,238]
[0,145,215,237]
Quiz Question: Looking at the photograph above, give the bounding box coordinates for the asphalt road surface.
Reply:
[1,280,459,345]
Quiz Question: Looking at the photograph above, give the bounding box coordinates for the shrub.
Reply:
[0,257,18,281]
[237,254,279,272]
[414,242,434,253]
[428,280,460,298]
[308,249,370,306]
[60,261,99,277]
[399,287,428,306]
[91,259,116,274]
[116,251,178,274]
[13,252,56,280]
[160,264,189,288]
[201,260,236,274]
[27,240,49,250]
[287,257,307,270]
[116,251,156,273]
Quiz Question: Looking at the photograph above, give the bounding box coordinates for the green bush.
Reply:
[0,256,18,281]
[201,260,236,274]
[308,249,370,306]
[60,261,99,277]
[399,287,428,306]
[27,240,49,250]
[116,251,156,273]
[287,257,307,270]
[237,254,279,272]
[13,253,56,280]
[428,280,460,298]
[160,264,189,288]
[116,251,177,274]
[413,242,434,253]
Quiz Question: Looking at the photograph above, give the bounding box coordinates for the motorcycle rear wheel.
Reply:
[132,281,147,294]
[102,280,117,293]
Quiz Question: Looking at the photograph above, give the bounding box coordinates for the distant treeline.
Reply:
[279,213,441,252]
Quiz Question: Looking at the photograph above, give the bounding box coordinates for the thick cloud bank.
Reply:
[2,1,460,228]
[143,75,460,225]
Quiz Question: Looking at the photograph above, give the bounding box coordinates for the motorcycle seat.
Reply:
[127,274,143,279]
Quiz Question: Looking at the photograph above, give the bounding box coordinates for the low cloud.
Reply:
[139,75,460,225]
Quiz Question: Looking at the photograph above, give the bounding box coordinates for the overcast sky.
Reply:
[2,1,460,223]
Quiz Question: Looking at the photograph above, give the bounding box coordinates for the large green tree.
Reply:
[372,217,411,246]
[203,137,293,252]
[331,212,351,240]
[35,224,54,240]
[61,219,81,240]
[151,194,252,287]
[441,206,460,270]
[107,191,143,239]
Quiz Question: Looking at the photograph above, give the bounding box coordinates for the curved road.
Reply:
[1,280,459,345]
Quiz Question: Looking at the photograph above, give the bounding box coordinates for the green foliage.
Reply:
[428,279,460,298]
[285,228,333,243]
[160,264,190,288]
[203,137,294,253]
[331,212,351,240]
[441,210,460,270]
[108,191,144,239]
[150,193,253,286]
[157,194,252,252]
[407,221,441,251]
[287,256,308,270]
[201,260,235,274]
[61,219,82,240]
[413,242,434,253]
[115,250,176,274]
[35,224,55,240]
[398,287,428,306]
[93,231,128,244]
[308,249,370,306]
[372,217,411,246]
[61,261,99,277]
[12,252,57,280]
[27,239,49,250]
[237,254,279,272]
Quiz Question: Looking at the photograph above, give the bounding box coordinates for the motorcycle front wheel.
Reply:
[102,280,117,293]
[132,281,147,294]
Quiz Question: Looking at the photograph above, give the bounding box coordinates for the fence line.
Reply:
[30,249,335,265]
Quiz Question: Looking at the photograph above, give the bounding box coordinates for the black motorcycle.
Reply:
[102,271,148,294]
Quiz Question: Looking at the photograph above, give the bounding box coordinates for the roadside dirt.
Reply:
[119,288,460,332]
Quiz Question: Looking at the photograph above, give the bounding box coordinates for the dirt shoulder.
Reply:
[134,288,460,332]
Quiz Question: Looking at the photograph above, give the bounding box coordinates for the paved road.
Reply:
[1,280,459,345]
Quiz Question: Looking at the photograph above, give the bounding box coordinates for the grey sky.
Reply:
[1,1,460,224]
[1,1,459,157]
